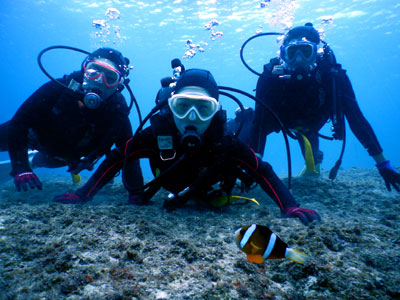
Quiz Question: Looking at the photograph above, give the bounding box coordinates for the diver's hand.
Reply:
[67,157,94,174]
[13,172,42,192]
[376,160,400,192]
[282,206,321,225]
[53,192,88,204]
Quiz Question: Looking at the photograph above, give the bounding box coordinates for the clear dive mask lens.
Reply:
[83,60,122,87]
[168,94,219,122]
[281,41,317,65]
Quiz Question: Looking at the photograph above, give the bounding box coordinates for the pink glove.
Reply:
[14,172,42,192]
[282,206,321,225]
[53,192,87,204]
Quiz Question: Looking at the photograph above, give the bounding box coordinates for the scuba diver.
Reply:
[54,68,321,226]
[247,23,400,192]
[0,47,144,196]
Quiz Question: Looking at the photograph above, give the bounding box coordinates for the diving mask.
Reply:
[82,58,123,108]
[280,40,318,66]
[83,59,122,87]
[168,93,219,122]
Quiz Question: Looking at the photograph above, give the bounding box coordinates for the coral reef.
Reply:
[0,168,398,299]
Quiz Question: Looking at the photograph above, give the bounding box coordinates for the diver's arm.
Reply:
[340,71,383,157]
[230,139,320,225]
[230,140,297,210]
[75,147,125,199]
[8,81,59,175]
[74,127,155,200]
[339,71,400,191]
[241,158,297,211]
[54,146,127,204]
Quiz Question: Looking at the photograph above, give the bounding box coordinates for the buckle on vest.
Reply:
[160,150,176,161]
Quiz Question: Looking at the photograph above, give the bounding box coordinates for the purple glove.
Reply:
[376,160,400,192]
[14,172,42,192]
[53,192,87,204]
[282,206,321,225]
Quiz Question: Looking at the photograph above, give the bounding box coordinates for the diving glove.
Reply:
[53,192,88,204]
[13,171,42,192]
[376,160,400,192]
[282,206,321,225]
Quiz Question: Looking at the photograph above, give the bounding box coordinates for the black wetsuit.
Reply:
[0,71,143,188]
[76,111,298,212]
[250,57,383,163]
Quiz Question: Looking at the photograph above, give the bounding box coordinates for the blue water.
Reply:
[0,0,399,179]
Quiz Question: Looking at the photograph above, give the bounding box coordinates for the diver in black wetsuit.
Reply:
[0,47,143,195]
[54,68,321,225]
[248,23,400,191]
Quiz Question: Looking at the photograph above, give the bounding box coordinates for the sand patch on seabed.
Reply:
[0,167,398,299]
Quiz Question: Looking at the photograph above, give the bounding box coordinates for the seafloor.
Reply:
[0,167,399,300]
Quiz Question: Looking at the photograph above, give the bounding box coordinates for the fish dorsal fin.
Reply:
[246,254,264,264]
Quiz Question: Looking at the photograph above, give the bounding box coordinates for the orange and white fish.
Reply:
[235,224,309,264]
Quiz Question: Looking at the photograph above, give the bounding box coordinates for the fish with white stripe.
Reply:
[234,224,309,264]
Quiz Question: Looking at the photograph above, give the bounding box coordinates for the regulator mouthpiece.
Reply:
[181,127,202,151]
[83,92,102,109]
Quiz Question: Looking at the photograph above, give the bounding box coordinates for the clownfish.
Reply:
[235,224,309,264]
